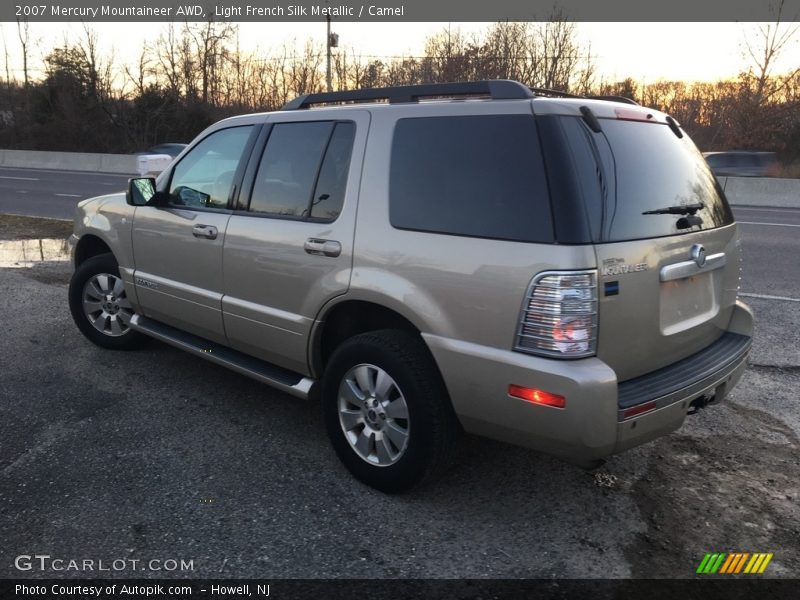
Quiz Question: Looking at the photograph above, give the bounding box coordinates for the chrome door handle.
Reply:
[660,252,726,281]
[192,224,218,240]
[304,238,341,257]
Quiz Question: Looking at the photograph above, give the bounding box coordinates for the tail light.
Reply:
[515,270,598,358]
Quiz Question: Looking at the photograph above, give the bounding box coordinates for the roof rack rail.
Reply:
[281,80,534,110]
[528,87,578,98]
[586,95,639,106]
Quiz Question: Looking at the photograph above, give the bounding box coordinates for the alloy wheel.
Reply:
[338,363,410,466]
[81,273,134,337]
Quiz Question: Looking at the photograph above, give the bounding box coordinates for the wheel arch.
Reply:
[311,299,424,377]
[74,234,114,267]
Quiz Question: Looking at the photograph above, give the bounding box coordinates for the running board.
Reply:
[129,314,315,399]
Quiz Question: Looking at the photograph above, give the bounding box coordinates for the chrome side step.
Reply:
[129,314,315,399]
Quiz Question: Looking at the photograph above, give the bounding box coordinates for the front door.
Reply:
[132,125,256,344]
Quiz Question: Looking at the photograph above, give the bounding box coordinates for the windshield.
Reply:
[559,116,734,243]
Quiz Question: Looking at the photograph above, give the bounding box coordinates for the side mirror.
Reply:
[127,177,167,206]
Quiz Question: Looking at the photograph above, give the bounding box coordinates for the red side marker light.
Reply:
[622,401,657,420]
[508,384,566,408]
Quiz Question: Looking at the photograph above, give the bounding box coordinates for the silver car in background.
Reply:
[703,150,779,177]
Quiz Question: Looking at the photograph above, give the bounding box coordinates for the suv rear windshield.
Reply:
[560,116,734,243]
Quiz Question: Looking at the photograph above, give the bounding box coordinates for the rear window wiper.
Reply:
[642,202,704,215]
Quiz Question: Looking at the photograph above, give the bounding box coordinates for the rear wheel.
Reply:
[68,253,145,350]
[321,329,460,493]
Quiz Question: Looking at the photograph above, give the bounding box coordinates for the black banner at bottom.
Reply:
[2,579,800,600]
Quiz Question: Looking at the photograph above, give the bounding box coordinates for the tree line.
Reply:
[1,19,798,168]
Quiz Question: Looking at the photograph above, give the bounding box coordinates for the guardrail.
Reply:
[0,149,798,208]
[0,149,176,177]
[0,149,137,174]
[717,176,799,209]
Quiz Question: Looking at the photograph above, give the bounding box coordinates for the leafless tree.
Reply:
[186,18,237,105]
[1,24,11,85]
[155,23,184,97]
[76,24,104,101]
[125,44,152,98]
[742,0,799,104]
[422,26,481,82]
[538,17,579,90]
[420,19,594,93]
[288,40,324,95]
[15,18,29,86]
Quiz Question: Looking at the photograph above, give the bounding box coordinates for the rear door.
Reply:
[132,125,257,344]
[221,110,368,374]
[557,113,741,381]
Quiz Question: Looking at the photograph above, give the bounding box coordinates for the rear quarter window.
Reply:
[389,115,554,243]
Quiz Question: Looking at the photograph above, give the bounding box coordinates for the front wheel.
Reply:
[68,253,146,350]
[321,329,460,493]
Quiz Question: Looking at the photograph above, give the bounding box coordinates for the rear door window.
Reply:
[389,115,553,243]
[248,121,355,221]
[309,122,356,221]
[249,122,333,218]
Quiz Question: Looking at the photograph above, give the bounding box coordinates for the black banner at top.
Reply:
[4,0,800,22]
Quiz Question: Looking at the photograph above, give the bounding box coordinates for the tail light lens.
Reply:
[515,270,598,358]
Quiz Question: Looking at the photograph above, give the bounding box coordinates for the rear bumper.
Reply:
[424,300,753,465]
[615,332,750,453]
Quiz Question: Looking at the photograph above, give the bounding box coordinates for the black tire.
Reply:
[321,329,460,493]
[68,253,146,350]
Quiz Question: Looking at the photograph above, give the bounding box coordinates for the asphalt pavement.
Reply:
[0,167,131,220]
[0,184,798,580]
[735,206,800,302]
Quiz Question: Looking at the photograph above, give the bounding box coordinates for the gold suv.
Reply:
[68,81,753,492]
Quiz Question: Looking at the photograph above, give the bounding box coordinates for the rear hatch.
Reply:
[552,107,741,381]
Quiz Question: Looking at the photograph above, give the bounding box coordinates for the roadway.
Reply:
[735,206,800,302]
[0,166,131,220]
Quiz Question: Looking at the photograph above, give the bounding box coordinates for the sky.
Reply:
[1,21,798,84]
